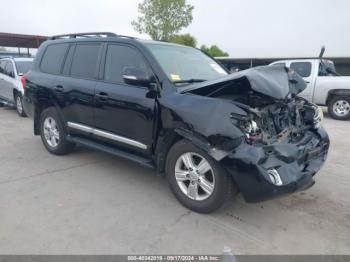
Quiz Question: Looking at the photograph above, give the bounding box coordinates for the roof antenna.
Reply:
[319,46,325,59]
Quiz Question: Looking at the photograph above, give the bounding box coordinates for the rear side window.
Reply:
[41,43,69,74]
[290,62,312,77]
[70,44,101,79]
[104,44,149,84]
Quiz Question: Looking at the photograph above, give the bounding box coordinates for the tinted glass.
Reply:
[146,43,227,84]
[104,45,149,84]
[319,61,336,76]
[290,62,312,77]
[62,45,75,75]
[15,61,33,74]
[70,44,100,79]
[41,43,69,74]
[5,61,15,77]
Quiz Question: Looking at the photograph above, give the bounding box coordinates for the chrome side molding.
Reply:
[67,122,93,133]
[67,122,148,150]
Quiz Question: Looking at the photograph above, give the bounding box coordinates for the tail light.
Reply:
[21,74,28,90]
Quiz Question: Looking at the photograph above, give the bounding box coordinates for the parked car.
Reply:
[270,56,350,120]
[0,57,33,116]
[23,32,329,213]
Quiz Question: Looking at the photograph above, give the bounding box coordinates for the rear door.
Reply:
[55,42,103,133]
[290,61,314,101]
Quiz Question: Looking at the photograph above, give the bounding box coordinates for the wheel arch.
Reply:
[155,127,239,174]
[326,89,350,105]
[34,101,65,135]
[13,88,19,98]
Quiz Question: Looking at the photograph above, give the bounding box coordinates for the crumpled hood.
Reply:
[180,65,307,100]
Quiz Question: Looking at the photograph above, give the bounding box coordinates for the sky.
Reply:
[0,0,349,58]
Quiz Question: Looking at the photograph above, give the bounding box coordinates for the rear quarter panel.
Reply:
[314,76,350,105]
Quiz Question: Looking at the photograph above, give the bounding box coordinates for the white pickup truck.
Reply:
[270,58,350,120]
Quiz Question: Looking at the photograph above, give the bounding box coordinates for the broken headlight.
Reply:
[313,106,323,129]
[240,119,259,139]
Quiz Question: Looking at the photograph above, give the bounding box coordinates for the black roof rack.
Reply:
[49,32,135,40]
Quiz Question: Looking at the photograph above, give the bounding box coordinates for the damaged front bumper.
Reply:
[221,127,330,203]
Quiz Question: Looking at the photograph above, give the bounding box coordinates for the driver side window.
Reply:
[104,44,150,85]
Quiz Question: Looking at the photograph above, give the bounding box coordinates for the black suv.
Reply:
[23,32,329,213]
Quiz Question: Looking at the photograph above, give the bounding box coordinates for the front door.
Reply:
[93,44,156,153]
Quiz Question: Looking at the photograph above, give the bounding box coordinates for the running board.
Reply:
[67,135,155,169]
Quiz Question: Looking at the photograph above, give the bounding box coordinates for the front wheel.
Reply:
[166,140,233,213]
[15,93,27,117]
[328,96,350,120]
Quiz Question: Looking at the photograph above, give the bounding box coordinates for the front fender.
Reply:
[174,128,242,161]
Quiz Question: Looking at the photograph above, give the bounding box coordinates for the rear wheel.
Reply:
[15,93,27,117]
[166,140,233,213]
[328,96,350,120]
[40,107,75,155]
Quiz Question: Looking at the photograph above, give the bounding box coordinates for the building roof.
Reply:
[0,32,48,48]
[216,57,350,64]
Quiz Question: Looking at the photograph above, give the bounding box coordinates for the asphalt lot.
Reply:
[0,106,349,255]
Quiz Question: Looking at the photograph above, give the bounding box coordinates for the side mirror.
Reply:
[123,67,151,87]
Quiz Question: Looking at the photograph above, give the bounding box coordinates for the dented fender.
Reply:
[157,88,246,161]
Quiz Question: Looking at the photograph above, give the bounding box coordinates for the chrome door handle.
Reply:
[54,85,64,93]
[96,92,109,100]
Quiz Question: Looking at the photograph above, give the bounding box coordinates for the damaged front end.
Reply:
[174,66,330,202]
[226,98,329,202]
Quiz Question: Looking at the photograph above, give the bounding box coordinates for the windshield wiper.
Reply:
[173,78,207,84]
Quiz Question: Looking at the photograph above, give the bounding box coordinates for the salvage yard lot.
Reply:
[0,106,349,255]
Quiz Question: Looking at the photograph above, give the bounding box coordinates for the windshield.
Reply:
[145,43,228,84]
[15,61,33,75]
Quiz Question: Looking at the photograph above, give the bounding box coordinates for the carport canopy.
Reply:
[0,32,48,48]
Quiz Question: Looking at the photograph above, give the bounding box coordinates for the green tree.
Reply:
[200,44,229,57]
[132,0,194,41]
[169,33,197,47]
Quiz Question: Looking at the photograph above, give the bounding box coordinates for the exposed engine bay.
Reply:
[234,98,320,145]
[185,72,322,146]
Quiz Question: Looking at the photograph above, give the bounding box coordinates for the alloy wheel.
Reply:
[43,117,60,148]
[174,152,215,201]
[333,100,350,117]
[16,96,23,114]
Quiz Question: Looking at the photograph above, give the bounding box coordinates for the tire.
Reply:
[166,139,233,213]
[40,107,75,155]
[15,93,27,117]
[328,96,350,120]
